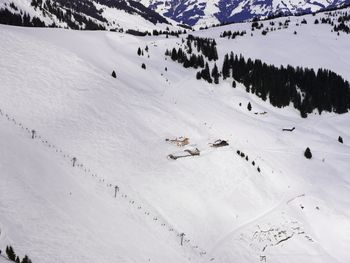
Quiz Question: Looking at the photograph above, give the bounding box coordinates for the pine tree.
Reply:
[141,63,146,69]
[15,256,20,263]
[198,55,204,68]
[201,63,212,84]
[21,255,32,263]
[304,147,312,159]
[137,47,141,56]
[6,246,16,261]
[111,70,116,78]
[212,41,218,61]
[338,136,343,143]
[171,48,178,61]
[188,41,192,54]
[247,102,252,111]
[222,54,230,79]
[212,64,219,84]
[232,80,236,88]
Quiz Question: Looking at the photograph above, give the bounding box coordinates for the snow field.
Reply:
[0,8,349,263]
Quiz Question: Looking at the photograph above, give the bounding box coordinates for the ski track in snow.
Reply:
[207,190,288,257]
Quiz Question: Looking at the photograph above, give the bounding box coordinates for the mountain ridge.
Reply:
[0,0,176,31]
[1,0,350,29]
[138,0,350,27]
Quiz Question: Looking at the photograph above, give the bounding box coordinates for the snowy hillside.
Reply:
[0,0,177,31]
[0,7,350,263]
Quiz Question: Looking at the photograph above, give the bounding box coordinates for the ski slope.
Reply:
[0,9,349,263]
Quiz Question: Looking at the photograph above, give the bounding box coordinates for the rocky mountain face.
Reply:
[0,0,349,29]
[138,0,350,27]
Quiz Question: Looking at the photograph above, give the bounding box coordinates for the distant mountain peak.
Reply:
[137,0,350,27]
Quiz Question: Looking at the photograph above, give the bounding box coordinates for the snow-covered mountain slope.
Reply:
[0,8,350,263]
[0,114,189,263]
[138,0,350,27]
[139,0,218,27]
[0,0,176,31]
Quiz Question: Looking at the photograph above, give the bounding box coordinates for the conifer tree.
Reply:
[137,47,141,56]
[21,255,32,263]
[111,70,116,78]
[201,63,212,83]
[304,147,312,159]
[198,55,205,68]
[188,41,192,54]
[171,48,178,61]
[247,102,252,111]
[222,54,230,79]
[338,136,343,143]
[232,80,236,88]
[6,246,16,261]
[212,64,219,84]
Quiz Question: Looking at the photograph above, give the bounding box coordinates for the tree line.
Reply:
[4,246,33,263]
[165,47,205,69]
[152,28,186,36]
[186,35,218,61]
[222,52,350,117]
[164,29,350,118]
[313,10,350,34]
[31,0,106,30]
[165,38,350,117]
[0,9,45,27]
[220,30,246,39]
